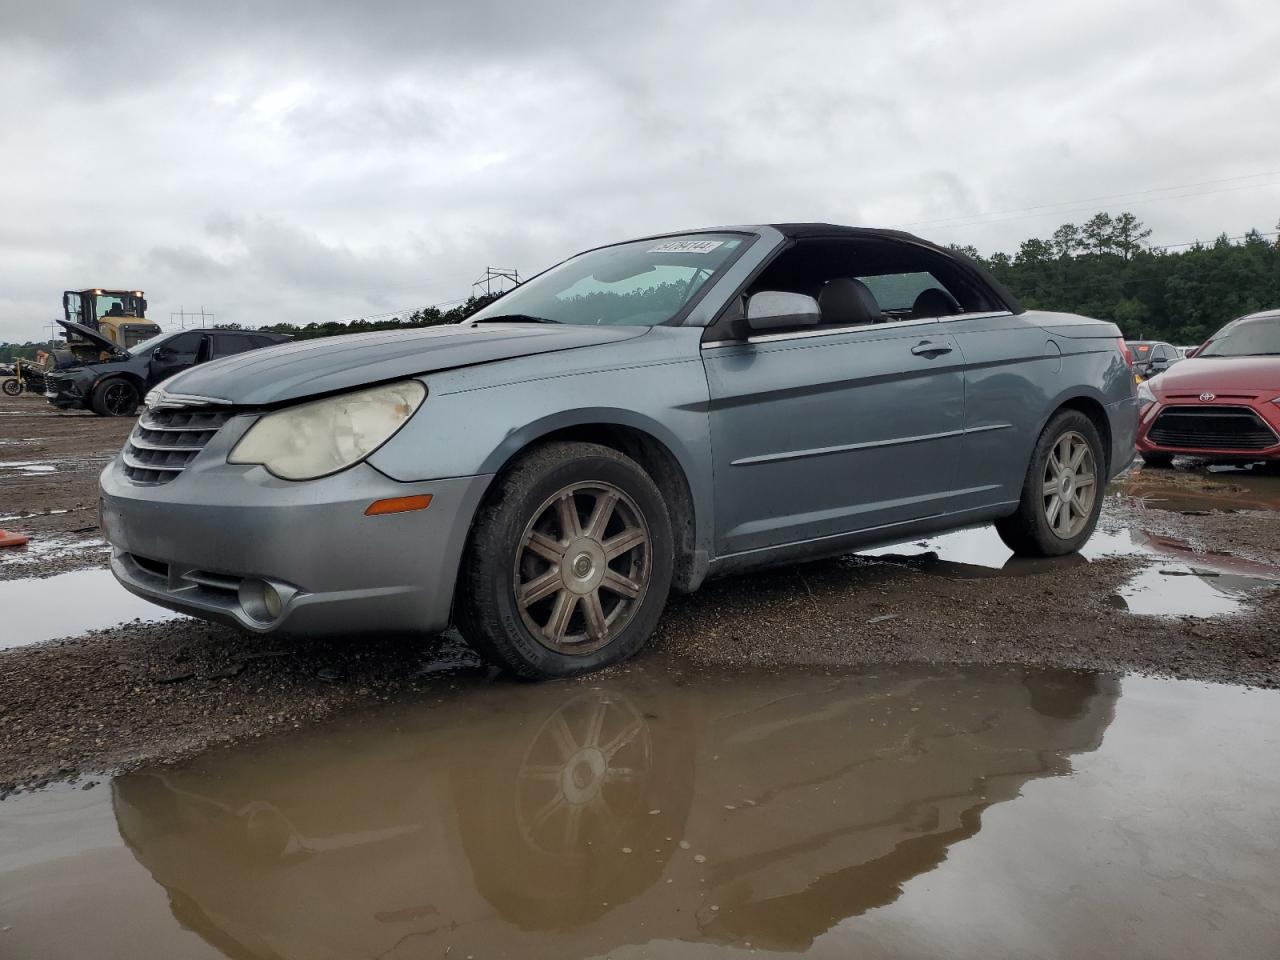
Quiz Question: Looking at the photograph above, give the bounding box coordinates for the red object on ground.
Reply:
[0,529,30,548]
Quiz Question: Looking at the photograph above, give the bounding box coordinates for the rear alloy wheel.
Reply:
[458,441,674,679]
[90,378,140,417]
[996,410,1105,556]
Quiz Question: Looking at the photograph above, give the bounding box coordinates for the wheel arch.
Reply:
[1045,391,1113,477]
[474,410,707,593]
[92,370,146,396]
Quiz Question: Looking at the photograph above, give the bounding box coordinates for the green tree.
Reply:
[1051,223,1081,258]
[1081,212,1115,256]
[1112,212,1152,262]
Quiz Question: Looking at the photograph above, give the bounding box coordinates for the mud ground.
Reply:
[1,392,1278,792]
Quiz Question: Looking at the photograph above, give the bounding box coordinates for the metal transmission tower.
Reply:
[471,267,520,297]
[170,306,216,329]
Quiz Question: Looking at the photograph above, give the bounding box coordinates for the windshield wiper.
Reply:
[470,314,561,325]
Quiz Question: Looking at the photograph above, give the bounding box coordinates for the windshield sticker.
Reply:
[647,239,724,255]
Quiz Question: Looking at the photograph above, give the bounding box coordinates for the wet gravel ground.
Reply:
[1,393,1278,792]
[0,395,131,580]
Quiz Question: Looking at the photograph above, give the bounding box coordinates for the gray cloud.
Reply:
[2,0,1278,341]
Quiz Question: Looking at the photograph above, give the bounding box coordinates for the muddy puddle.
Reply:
[1123,462,1280,513]
[2,662,1277,959]
[856,512,1277,618]
[0,567,180,649]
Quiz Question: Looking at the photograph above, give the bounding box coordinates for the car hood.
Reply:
[1150,356,1280,394]
[56,318,128,358]
[159,322,650,405]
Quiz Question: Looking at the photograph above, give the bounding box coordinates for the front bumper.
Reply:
[44,376,87,409]
[1136,394,1280,461]
[100,446,493,637]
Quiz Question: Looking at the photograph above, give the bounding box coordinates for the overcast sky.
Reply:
[2,0,1277,343]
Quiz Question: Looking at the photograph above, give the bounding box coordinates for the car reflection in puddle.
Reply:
[108,664,1118,957]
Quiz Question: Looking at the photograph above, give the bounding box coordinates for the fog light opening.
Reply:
[239,578,287,625]
[262,582,283,619]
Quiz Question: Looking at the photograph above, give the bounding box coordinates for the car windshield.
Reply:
[465,233,749,327]
[1198,319,1280,357]
[127,332,174,356]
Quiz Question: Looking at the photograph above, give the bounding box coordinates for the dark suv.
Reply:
[45,323,291,416]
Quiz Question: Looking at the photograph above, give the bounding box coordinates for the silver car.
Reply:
[101,224,1138,678]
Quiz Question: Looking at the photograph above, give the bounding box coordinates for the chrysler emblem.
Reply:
[1199,392,1215,402]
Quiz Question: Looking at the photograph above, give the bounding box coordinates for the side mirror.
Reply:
[745,291,821,332]
[152,347,171,361]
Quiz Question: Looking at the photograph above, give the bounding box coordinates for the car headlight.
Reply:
[229,380,426,480]
[1137,379,1156,407]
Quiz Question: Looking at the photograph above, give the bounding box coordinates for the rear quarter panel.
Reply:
[952,310,1135,509]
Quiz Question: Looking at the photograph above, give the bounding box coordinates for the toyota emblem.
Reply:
[1199,392,1216,402]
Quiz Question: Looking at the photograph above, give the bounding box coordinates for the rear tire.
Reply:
[90,378,140,417]
[1139,451,1174,468]
[457,441,674,680]
[996,409,1105,557]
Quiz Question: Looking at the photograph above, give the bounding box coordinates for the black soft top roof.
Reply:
[769,222,929,242]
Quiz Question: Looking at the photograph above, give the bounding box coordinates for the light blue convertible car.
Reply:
[101,224,1138,677]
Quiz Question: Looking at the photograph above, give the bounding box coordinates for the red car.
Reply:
[1136,309,1280,466]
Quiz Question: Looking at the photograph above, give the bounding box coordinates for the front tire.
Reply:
[457,441,674,679]
[90,378,140,417]
[1,379,20,397]
[996,410,1105,557]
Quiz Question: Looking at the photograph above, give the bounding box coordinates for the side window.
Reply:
[857,271,961,319]
[159,332,203,359]
[214,334,258,358]
[740,237,994,333]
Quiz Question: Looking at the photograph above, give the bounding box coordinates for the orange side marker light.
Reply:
[364,494,433,516]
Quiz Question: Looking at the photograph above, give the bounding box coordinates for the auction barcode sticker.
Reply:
[647,239,724,254]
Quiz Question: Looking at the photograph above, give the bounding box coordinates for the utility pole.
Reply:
[44,322,60,348]
[471,267,520,298]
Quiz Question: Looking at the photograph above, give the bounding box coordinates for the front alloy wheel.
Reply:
[514,482,651,655]
[458,441,674,679]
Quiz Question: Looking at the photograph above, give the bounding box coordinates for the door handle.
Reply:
[911,341,953,358]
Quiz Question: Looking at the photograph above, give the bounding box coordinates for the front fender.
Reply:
[367,355,716,567]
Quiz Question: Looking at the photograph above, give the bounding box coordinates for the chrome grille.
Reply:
[123,408,233,484]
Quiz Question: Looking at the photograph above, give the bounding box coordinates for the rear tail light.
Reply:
[1116,338,1134,368]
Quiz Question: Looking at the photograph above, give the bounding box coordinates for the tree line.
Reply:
[952,211,1280,344]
